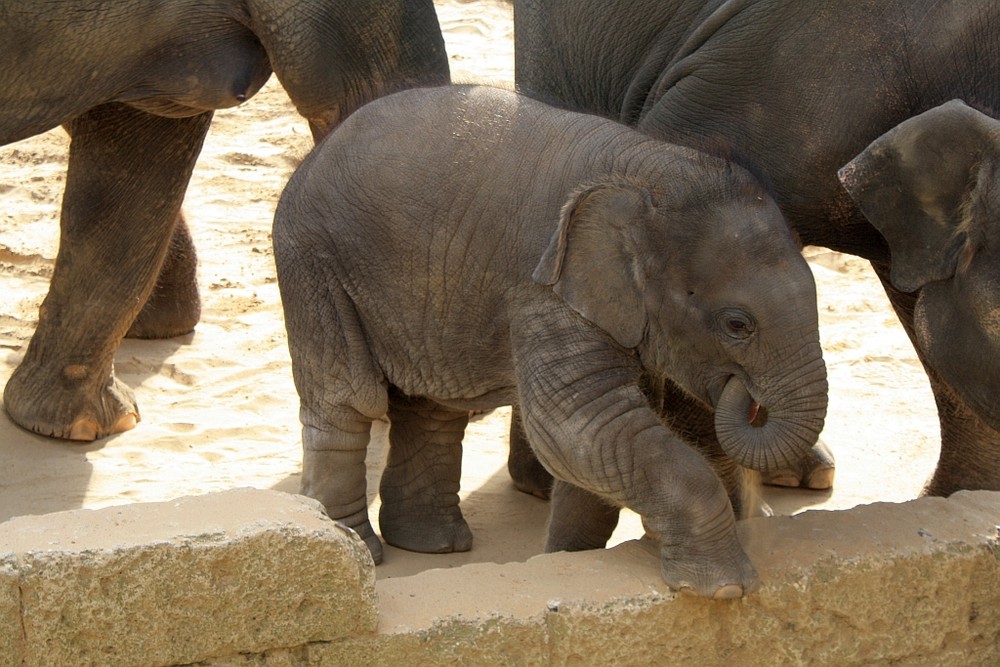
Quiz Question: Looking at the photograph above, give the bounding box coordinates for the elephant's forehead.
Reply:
[686,201,798,262]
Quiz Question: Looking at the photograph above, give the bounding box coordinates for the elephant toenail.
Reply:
[713,584,745,599]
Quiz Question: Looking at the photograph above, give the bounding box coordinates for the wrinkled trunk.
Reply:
[713,357,828,472]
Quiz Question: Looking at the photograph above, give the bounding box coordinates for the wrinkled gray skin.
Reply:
[273,85,828,598]
[514,0,1000,497]
[841,101,1000,458]
[1,0,449,441]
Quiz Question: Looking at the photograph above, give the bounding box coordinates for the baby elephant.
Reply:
[273,85,828,599]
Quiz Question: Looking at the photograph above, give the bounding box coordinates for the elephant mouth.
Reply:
[706,374,769,428]
[748,400,768,428]
[719,376,769,429]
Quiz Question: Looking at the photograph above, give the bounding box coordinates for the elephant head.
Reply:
[838,100,1000,433]
[534,173,829,473]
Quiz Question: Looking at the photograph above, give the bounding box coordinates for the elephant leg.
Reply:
[507,403,554,499]
[873,265,1000,495]
[545,480,621,552]
[300,406,381,563]
[3,103,212,441]
[379,391,473,554]
[655,377,772,518]
[925,383,1000,494]
[126,213,201,339]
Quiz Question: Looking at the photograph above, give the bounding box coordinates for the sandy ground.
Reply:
[0,1,939,580]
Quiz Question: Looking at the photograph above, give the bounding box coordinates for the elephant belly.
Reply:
[355,304,516,413]
[431,388,518,413]
[375,337,517,414]
[123,30,272,118]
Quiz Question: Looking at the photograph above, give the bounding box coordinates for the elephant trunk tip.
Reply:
[715,375,823,473]
[748,401,768,428]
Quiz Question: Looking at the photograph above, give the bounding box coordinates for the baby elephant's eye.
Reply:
[716,309,756,340]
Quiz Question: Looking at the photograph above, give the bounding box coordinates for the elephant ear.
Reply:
[533,181,654,348]
[838,100,998,293]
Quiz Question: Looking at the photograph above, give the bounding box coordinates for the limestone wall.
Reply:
[1,488,997,666]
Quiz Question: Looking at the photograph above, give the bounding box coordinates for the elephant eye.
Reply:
[716,310,756,340]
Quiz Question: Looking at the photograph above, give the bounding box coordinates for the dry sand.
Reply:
[0,1,938,580]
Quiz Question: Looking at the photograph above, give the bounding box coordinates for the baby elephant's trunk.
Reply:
[713,360,828,472]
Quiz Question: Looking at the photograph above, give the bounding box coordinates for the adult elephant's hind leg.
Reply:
[379,392,473,554]
[126,213,201,339]
[3,104,211,441]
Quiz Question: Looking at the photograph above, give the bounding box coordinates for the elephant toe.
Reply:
[67,396,139,441]
[806,465,835,489]
[761,463,835,489]
[661,548,760,599]
[68,419,99,441]
[761,439,836,490]
[673,576,758,600]
[761,470,802,488]
[712,583,747,600]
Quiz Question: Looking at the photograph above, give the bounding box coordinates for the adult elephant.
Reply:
[1,0,449,441]
[512,0,1000,496]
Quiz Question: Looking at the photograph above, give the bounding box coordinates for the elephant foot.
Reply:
[68,412,138,441]
[340,518,384,565]
[659,543,760,599]
[4,362,139,441]
[761,439,835,490]
[379,504,473,554]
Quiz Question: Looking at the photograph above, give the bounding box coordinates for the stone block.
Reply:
[0,556,23,667]
[0,488,376,667]
[2,488,998,667]
[335,490,1000,666]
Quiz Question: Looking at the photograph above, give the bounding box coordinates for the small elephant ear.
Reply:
[838,100,997,293]
[533,181,654,348]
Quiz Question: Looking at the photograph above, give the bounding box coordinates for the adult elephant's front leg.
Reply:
[2,103,212,441]
[927,377,1000,495]
[874,266,1000,495]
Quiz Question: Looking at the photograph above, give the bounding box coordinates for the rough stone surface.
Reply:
[207,491,1000,667]
[2,490,997,666]
[0,489,376,667]
[0,558,22,667]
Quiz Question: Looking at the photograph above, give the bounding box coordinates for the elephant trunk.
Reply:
[713,360,828,472]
